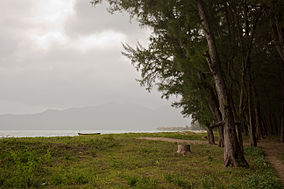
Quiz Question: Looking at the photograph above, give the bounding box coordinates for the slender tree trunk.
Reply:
[253,84,263,140]
[229,89,244,151]
[235,122,243,152]
[262,115,269,136]
[198,72,224,147]
[280,58,284,143]
[248,100,257,146]
[281,54,284,142]
[218,126,224,147]
[248,60,257,147]
[196,0,248,167]
[281,114,284,142]
[207,90,224,147]
[255,106,263,140]
[207,95,224,147]
[207,126,215,144]
[270,114,277,135]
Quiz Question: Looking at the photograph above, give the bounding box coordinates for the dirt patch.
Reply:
[258,140,284,188]
[137,137,208,144]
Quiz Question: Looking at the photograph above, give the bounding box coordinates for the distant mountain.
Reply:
[0,102,190,130]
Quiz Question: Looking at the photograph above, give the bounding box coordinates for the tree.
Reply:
[92,0,249,167]
[195,0,248,166]
[92,0,284,166]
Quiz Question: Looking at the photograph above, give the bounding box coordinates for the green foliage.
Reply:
[242,171,281,189]
[126,175,157,188]
[244,147,268,169]
[241,146,281,188]
[164,174,192,188]
[200,175,223,189]
[127,175,138,186]
[0,148,47,188]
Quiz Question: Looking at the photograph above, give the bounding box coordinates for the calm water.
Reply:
[0,130,167,138]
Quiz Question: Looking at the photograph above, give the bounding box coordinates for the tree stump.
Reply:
[177,144,191,154]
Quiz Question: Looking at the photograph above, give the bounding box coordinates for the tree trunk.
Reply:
[248,102,257,146]
[281,52,284,142]
[207,127,215,144]
[217,126,224,147]
[281,61,284,141]
[255,106,263,140]
[196,0,248,167]
[252,82,263,140]
[235,122,243,152]
[269,114,275,135]
[197,72,224,147]
[254,84,264,140]
[206,89,224,147]
[262,115,269,136]
[281,116,284,142]
[248,60,257,147]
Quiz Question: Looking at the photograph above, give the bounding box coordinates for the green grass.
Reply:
[0,132,281,188]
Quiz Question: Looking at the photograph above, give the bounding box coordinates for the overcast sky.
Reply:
[0,0,182,115]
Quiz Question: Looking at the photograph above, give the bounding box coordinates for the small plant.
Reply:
[244,146,265,157]
[244,146,268,168]
[44,149,52,165]
[74,173,89,184]
[64,153,71,160]
[164,174,191,188]
[91,150,97,157]
[200,176,217,189]
[127,176,138,186]
[49,172,66,185]
[207,155,213,162]
[126,175,157,188]
[242,171,281,189]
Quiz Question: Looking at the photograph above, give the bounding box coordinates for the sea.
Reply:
[0,130,169,138]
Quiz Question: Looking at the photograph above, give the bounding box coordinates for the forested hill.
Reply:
[0,102,189,130]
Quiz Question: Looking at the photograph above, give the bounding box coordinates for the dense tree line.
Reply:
[93,0,284,167]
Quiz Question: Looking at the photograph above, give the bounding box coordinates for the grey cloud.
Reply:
[65,0,142,36]
[0,0,190,127]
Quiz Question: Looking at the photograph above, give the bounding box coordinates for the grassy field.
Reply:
[0,132,281,188]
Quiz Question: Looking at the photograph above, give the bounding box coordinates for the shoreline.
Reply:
[0,129,207,138]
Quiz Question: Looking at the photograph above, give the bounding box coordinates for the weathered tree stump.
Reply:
[177,144,191,154]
